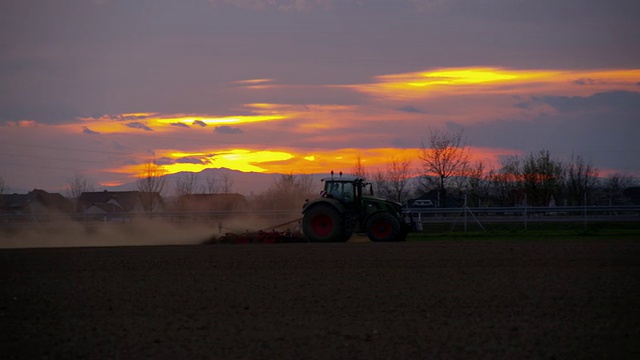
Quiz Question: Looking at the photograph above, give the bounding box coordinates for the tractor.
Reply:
[301,173,418,242]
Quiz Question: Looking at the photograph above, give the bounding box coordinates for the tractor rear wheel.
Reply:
[302,204,345,242]
[366,213,401,242]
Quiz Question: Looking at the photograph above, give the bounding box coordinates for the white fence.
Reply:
[407,205,640,231]
[1,206,639,231]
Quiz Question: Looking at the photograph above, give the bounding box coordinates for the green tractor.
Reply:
[301,173,418,242]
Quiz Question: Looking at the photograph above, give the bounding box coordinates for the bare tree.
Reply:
[204,174,219,194]
[491,155,524,206]
[136,160,167,212]
[371,168,390,199]
[352,155,367,178]
[296,174,316,195]
[219,173,234,194]
[601,173,635,205]
[419,129,469,207]
[450,161,472,200]
[66,174,96,201]
[369,158,413,203]
[174,172,199,211]
[466,160,491,207]
[564,155,599,205]
[175,173,199,197]
[201,172,234,194]
[258,173,318,210]
[522,150,564,206]
[385,157,413,203]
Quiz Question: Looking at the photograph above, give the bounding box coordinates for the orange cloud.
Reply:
[47,66,640,188]
[230,78,278,89]
[110,145,513,181]
[350,67,640,100]
[4,120,38,127]
[233,78,274,85]
[72,112,289,134]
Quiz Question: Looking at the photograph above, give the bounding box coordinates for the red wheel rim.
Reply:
[372,220,391,239]
[311,214,333,237]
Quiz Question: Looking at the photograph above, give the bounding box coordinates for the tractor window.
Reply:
[342,182,354,201]
[325,182,355,201]
[326,182,341,198]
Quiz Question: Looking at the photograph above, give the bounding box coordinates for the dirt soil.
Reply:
[2,240,639,359]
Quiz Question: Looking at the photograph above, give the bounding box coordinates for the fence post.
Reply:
[464,194,468,232]
[584,193,587,231]
[524,194,528,231]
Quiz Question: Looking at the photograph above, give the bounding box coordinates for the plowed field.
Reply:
[2,240,639,359]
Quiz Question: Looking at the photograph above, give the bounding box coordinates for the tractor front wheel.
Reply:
[366,213,401,242]
[302,204,345,242]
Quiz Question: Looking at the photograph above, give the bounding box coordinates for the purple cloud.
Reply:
[126,122,153,131]
[215,126,243,134]
[111,141,130,151]
[155,157,175,165]
[192,120,207,127]
[82,126,100,135]
[171,122,190,128]
[397,105,424,113]
[513,102,531,110]
[573,78,597,86]
[537,91,640,112]
[176,157,211,164]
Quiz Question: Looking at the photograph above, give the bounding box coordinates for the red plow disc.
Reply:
[213,229,305,244]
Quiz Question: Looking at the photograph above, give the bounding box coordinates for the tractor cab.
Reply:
[321,175,368,205]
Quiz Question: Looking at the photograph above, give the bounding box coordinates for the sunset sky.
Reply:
[1,0,639,194]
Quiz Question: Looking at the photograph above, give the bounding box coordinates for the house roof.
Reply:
[29,189,74,212]
[0,189,73,213]
[84,203,123,214]
[77,191,146,212]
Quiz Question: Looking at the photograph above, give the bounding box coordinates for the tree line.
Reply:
[3,129,637,212]
[357,129,637,208]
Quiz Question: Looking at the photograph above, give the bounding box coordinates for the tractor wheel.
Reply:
[302,204,345,242]
[366,213,401,242]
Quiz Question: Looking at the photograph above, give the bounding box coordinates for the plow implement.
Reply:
[217,229,305,244]
[203,217,306,244]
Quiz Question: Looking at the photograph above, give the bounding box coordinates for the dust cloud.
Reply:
[0,214,299,249]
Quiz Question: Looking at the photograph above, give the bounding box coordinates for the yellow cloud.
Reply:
[351,67,640,100]
[104,144,522,185]
[72,112,288,134]
[116,149,296,175]
[154,114,286,127]
[233,78,274,85]
[230,78,278,89]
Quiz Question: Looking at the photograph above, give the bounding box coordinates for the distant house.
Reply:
[0,189,73,215]
[406,189,469,208]
[406,190,439,209]
[77,191,164,214]
[173,193,248,212]
[0,194,28,215]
